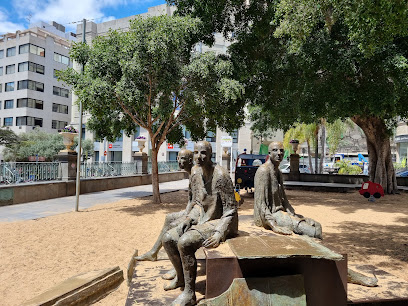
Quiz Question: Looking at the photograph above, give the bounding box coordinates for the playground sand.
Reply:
[0,189,407,305]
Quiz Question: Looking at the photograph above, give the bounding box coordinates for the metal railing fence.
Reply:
[0,161,181,185]
[147,161,180,174]
[0,162,60,185]
[80,161,138,178]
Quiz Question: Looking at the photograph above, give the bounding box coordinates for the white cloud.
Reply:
[11,0,151,31]
[0,9,25,34]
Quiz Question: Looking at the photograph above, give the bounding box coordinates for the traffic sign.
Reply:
[104,150,107,156]
[221,135,233,147]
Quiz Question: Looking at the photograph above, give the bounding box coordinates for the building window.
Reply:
[5,82,14,92]
[54,53,69,65]
[206,131,216,142]
[6,47,16,57]
[19,43,45,57]
[4,100,13,109]
[0,49,3,58]
[4,117,13,126]
[17,98,43,110]
[133,126,141,139]
[18,62,45,74]
[6,64,15,74]
[16,116,43,127]
[0,84,2,93]
[18,80,44,92]
[0,67,3,76]
[52,120,68,130]
[53,86,69,98]
[52,103,68,114]
[53,69,60,78]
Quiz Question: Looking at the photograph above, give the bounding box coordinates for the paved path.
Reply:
[0,179,189,223]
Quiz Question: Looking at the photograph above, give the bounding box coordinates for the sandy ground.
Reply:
[0,189,407,305]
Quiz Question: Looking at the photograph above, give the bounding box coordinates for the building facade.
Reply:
[0,21,75,138]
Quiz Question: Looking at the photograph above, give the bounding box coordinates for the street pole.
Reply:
[75,19,86,212]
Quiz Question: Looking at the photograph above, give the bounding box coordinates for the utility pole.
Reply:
[75,19,86,212]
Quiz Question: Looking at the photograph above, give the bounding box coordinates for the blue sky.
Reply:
[0,0,167,34]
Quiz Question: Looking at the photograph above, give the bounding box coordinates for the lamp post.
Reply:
[75,19,86,212]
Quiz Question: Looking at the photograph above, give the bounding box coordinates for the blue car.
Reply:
[397,170,408,177]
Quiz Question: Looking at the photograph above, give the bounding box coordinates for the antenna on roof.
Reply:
[26,14,32,26]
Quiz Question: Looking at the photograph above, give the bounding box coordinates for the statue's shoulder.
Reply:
[255,161,271,176]
[190,165,201,176]
[213,164,229,180]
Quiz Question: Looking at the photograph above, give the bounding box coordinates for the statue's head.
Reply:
[194,141,213,167]
[268,141,284,165]
[177,149,193,173]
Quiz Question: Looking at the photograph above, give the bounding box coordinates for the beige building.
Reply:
[0,22,75,135]
[395,121,408,163]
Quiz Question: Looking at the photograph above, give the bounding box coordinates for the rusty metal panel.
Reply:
[200,275,306,306]
[228,235,343,260]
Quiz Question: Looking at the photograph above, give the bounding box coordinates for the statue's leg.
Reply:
[294,218,323,239]
[162,227,185,291]
[136,211,184,261]
[172,230,204,306]
[265,211,294,235]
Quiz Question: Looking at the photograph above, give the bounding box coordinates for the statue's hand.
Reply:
[203,231,222,248]
[177,218,192,236]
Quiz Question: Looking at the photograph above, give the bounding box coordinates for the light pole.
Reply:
[75,19,86,212]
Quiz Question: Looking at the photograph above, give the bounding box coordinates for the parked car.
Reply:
[280,163,311,174]
[396,170,408,177]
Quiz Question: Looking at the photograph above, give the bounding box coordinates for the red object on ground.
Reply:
[359,181,385,199]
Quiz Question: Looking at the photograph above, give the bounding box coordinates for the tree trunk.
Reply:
[351,116,398,194]
[319,122,326,174]
[307,140,314,174]
[151,147,161,203]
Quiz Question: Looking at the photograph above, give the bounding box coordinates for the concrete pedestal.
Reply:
[58,151,78,181]
[289,153,300,180]
[133,152,148,174]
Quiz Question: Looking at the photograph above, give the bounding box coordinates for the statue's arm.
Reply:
[213,172,237,239]
[279,171,297,215]
[183,181,194,215]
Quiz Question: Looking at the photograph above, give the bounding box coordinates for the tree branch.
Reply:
[116,93,146,129]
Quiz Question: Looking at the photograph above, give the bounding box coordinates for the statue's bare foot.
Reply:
[134,250,158,261]
[271,225,293,235]
[164,276,184,291]
[314,223,323,239]
[171,290,196,306]
[162,268,176,280]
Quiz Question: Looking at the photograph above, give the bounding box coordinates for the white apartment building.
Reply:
[0,21,75,137]
[72,4,278,164]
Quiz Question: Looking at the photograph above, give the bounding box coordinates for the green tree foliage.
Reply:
[336,160,362,175]
[2,129,95,162]
[2,129,64,161]
[0,127,20,146]
[58,16,244,203]
[170,0,408,193]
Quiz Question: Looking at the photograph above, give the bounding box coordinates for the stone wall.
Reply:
[0,171,188,206]
[282,173,408,187]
